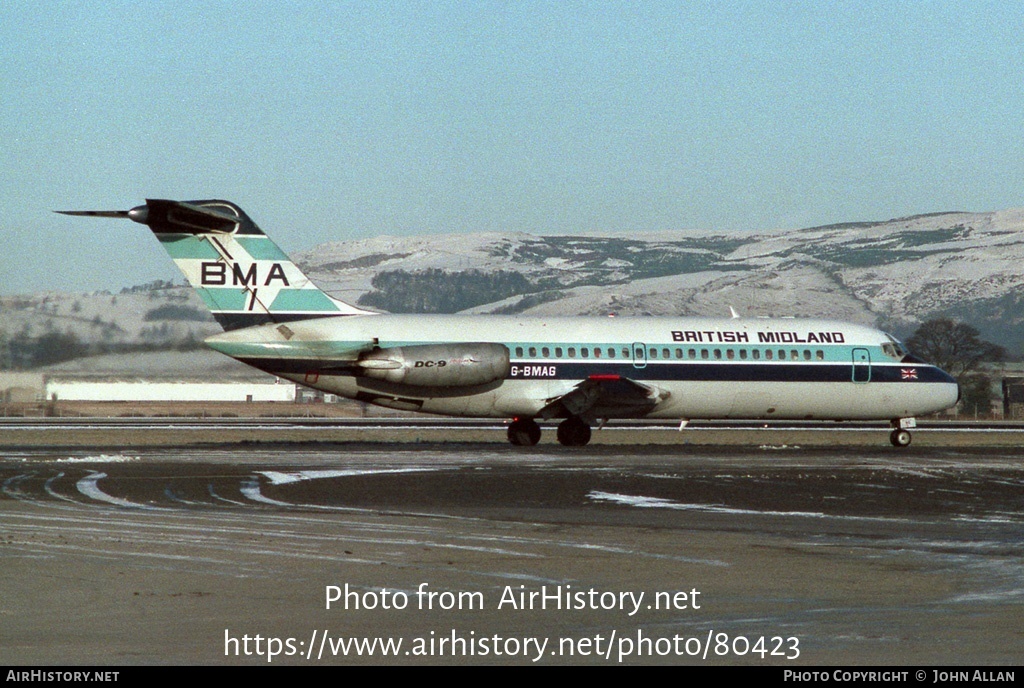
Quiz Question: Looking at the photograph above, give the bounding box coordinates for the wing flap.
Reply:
[539,375,670,420]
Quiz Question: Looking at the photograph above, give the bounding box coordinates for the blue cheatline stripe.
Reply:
[213,312,273,329]
[225,356,952,384]
[211,312,350,330]
[503,361,953,384]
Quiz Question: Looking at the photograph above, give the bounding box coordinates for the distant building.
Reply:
[0,372,45,403]
[44,375,295,403]
[36,350,297,403]
[1002,377,1024,419]
[294,387,340,403]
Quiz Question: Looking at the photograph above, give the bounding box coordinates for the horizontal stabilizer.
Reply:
[58,199,243,234]
[55,210,131,219]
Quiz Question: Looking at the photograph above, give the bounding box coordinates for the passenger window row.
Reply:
[512,346,826,361]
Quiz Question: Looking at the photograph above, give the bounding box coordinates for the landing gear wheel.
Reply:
[890,429,912,447]
[556,417,592,446]
[508,418,541,446]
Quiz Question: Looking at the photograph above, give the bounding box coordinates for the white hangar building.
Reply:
[39,350,296,403]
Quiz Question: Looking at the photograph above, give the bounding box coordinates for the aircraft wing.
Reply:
[538,375,670,420]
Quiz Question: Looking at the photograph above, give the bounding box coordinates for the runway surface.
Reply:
[1,443,1022,665]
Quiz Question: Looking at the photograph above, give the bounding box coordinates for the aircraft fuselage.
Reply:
[206,313,959,422]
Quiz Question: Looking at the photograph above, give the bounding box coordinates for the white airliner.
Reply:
[59,199,960,447]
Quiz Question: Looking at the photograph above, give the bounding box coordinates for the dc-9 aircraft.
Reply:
[58,199,960,446]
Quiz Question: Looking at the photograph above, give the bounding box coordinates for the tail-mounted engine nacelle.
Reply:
[355,343,510,388]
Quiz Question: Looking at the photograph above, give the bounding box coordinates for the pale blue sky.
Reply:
[3,1,1024,294]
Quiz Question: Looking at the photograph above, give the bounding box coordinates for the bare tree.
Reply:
[906,318,1005,378]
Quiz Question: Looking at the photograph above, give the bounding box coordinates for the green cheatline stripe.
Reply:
[237,236,290,260]
[195,287,342,313]
[157,234,290,261]
[206,340,369,358]
[269,289,341,312]
[158,235,221,260]
[196,288,249,311]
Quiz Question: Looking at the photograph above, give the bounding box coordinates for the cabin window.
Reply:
[816,350,824,360]
[701,349,709,360]
[555,347,563,357]
[802,350,810,360]
[650,349,658,359]
[765,350,773,360]
[608,348,615,358]
[515,346,524,357]
[581,348,589,358]
[529,347,537,357]
[542,347,550,357]
[675,348,683,359]
[779,350,786,360]
[752,349,760,360]
[714,349,722,360]
[689,349,697,359]
[739,349,747,360]
[622,347,630,358]
[594,347,602,358]
[726,349,735,360]
[568,347,576,358]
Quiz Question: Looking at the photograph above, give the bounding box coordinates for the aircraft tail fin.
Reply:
[57,199,375,330]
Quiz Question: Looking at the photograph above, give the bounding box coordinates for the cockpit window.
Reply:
[882,334,908,360]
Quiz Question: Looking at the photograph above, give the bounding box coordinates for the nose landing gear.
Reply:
[890,418,916,447]
[889,428,912,447]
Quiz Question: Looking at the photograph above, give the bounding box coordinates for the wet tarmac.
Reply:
[1,443,1022,665]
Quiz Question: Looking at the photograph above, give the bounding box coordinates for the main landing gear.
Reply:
[507,416,594,446]
[556,416,592,447]
[507,418,541,446]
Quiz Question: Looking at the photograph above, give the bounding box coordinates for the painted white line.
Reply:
[76,472,172,511]
[257,467,437,485]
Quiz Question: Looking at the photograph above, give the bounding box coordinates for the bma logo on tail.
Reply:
[200,261,291,287]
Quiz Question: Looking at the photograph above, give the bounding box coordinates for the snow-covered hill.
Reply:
[6,207,1024,363]
[298,208,1024,350]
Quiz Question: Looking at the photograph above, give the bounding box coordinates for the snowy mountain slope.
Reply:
[296,207,1024,349]
[7,207,1024,364]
